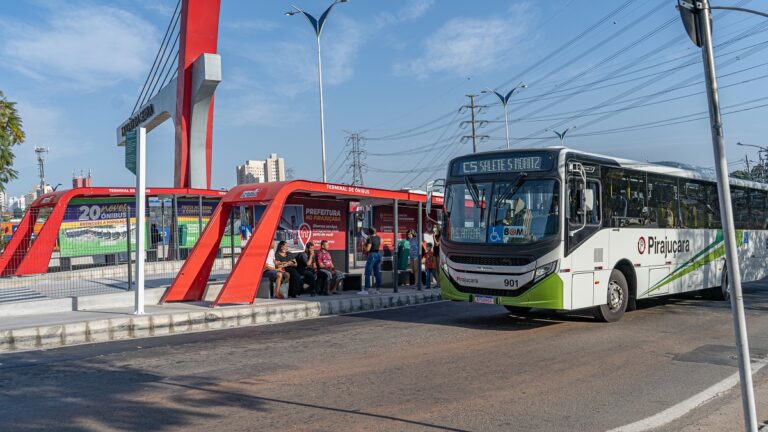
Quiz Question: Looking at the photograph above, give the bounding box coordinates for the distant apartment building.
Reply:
[25,184,53,206]
[236,153,286,185]
[8,196,25,212]
[265,153,286,182]
[236,160,266,184]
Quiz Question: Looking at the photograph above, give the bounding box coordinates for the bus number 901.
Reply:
[504,279,519,288]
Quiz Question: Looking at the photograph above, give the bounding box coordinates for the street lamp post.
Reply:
[547,127,576,147]
[678,2,768,430]
[285,0,348,183]
[482,83,526,150]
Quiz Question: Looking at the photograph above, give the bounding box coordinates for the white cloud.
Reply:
[1,5,158,89]
[376,0,435,27]
[226,19,281,33]
[394,4,535,79]
[239,16,365,97]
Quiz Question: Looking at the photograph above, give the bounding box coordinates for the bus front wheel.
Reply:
[594,270,628,323]
[504,305,532,315]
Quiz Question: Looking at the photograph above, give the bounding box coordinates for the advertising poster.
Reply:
[252,198,347,252]
[372,206,436,249]
[58,198,144,258]
[174,199,219,248]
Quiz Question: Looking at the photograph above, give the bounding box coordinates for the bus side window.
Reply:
[732,187,750,230]
[704,182,721,229]
[601,168,646,228]
[750,190,767,229]
[646,174,679,229]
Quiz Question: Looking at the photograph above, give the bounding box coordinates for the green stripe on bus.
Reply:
[640,229,738,297]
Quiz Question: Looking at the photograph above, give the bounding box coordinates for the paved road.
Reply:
[3,285,768,431]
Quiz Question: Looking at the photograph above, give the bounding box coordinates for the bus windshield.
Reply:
[445,178,559,244]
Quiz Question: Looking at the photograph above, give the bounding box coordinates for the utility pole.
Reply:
[745,155,751,180]
[34,147,49,197]
[344,131,367,186]
[460,95,488,153]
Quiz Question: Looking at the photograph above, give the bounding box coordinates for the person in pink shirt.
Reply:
[316,240,345,294]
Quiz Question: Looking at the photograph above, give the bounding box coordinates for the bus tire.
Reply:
[712,268,731,302]
[594,269,628,323]
[504,305,532,315]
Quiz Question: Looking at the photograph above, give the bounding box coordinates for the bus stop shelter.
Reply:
[0,187,227,277]
[161,180,442,306]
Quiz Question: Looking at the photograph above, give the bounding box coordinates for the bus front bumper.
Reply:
[439,268,564,310]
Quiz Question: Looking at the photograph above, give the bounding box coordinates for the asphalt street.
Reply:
[3,285,768,432]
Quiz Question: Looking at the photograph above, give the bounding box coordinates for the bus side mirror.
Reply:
[426,179,444,223]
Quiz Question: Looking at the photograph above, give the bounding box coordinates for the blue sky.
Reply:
[1,0,767,197]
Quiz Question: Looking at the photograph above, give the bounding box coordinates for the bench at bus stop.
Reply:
[252,272,363,299]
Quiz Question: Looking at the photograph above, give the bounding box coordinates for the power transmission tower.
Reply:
[344,131,367,186]
[34,147,49,196]
[460,95,488,153]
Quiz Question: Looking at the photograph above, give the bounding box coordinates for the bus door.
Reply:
[646,174,681,295]
[567,164,603,309]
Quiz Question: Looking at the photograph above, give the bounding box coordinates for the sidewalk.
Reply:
[0,288,443,353]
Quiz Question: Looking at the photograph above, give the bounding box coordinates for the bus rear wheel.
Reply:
[594,270,628,323]
[703,266,730,302]
[504,305,532,315]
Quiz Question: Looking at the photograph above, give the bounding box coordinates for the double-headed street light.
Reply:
[285,0,349,183]
[546,126,576,147]
[482,83,526,150]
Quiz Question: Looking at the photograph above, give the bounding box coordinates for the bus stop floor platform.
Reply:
[0,287,443,353]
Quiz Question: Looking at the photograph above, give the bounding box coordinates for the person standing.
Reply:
[407,230,419,286]
[432,226,441,288]
[362,227,382,295]
[297,242,319,296]
[423,243,436,289]
[316,240,344,294]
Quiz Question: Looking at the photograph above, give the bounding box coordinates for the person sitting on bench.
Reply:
[316,240,344,295]
[297,241,320,296]
[265,243,288,299]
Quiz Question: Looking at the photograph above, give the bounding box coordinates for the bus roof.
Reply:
[560,147,768,191]
[459,147,768,192]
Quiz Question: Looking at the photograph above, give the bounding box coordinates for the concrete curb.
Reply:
[0,290,443,353]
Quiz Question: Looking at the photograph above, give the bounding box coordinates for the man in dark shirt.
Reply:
[362,227,382,295]
[296,242,319,296]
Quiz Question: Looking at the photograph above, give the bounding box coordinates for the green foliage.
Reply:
[731,164,768,183]
[0,91,25,191]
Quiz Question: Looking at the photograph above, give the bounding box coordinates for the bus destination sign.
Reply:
[452,153,553,176]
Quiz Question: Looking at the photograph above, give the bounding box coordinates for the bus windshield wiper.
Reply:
[464,176,481,208]
[495,173,527,209]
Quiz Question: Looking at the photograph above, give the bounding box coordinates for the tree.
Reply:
[0,91,25,191]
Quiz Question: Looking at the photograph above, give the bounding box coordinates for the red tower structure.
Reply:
[117,0,222,189]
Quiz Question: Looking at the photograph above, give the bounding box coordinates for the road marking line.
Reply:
[607,360,768,432]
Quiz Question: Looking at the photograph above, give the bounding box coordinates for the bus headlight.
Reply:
[534,261,558,282]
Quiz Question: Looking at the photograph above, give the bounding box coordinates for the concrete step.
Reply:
[0,289,443,353]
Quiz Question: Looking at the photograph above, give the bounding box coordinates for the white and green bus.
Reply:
[428,148,768,322]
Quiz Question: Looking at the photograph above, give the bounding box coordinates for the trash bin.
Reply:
[177,224,188,248]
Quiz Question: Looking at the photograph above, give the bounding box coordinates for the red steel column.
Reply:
[175,0,221,188]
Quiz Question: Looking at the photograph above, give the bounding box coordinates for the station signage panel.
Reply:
[451,152,554,176]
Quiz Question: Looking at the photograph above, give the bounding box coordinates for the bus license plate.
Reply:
[474,295,495,304]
